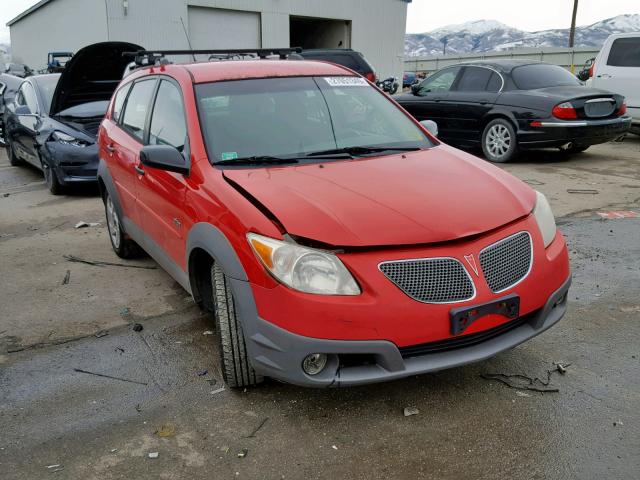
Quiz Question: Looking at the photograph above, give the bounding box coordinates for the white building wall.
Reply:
[10,0,408,79]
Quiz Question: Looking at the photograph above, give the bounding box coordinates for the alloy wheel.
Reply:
[106,195,121,249]
[485,124,512,159]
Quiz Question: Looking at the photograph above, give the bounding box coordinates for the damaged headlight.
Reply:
[52,131,91,147]
[532,191,557,248]
[247,233,360,295]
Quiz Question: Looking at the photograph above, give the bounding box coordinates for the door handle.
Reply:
[105,144,115,153]
[134,165,145,175]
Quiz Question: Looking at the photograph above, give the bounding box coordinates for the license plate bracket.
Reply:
[450,294,520,335]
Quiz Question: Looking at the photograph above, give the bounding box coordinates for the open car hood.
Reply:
[49,41,143,116]
[223,145,537,248]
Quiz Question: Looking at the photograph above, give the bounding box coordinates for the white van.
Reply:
[587,33,640,134]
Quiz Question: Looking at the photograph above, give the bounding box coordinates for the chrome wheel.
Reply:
[486,124,512,159]
[106,195,121,249]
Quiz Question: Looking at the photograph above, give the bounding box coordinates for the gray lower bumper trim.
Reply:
[233,275,572,388]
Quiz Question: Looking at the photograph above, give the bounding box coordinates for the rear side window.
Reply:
[149,80,187,151]
[512,64,580,89]
[456,67,493,92]
[112,83,132,124]
[121,79,156,141]
[607,38,640,67]
[486,73,502,92]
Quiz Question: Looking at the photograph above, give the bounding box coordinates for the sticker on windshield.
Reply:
[324,76,368,87]
[221,152,238,161]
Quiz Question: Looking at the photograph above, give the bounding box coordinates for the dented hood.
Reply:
[50,41,143,116]
[224,145,536,247]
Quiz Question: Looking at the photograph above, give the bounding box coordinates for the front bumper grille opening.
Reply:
[479,231,532,293]
[399,312,535,358]
[379,258,474,303]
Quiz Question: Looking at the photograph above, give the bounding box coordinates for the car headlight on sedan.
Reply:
[247,233,360,295]
[52,130,91,147]
[532,191,557,248]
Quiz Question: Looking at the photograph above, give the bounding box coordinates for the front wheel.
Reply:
[44,164,64,195]
[481,119,518,163]
[6,141,22,167]
[211,263,263,388]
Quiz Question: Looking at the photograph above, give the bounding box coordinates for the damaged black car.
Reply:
[4,42,142,194]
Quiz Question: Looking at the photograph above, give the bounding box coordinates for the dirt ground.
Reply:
[1,138,639,479]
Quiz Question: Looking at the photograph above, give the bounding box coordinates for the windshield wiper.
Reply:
[305,146,422,157]
[214,155,300,166]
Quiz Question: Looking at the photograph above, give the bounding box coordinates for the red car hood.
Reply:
[224,145,536,247]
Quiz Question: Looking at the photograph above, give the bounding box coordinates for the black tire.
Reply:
[211,263,262,388]
[43,164,65,195]
[6,140,22,167]
[558,144,590,154]
[104,190,141,259]
[481,118,518,163]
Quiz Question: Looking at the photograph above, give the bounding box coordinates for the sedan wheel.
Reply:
[44,164,64,195]
[6,140,22,167]
[482,119,518,163]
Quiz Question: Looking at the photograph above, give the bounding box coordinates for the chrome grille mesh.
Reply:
[379,258,474,303]
[480,232,532,293]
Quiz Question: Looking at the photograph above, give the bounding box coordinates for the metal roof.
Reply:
[7,0,55,26]
[7,0,411,27]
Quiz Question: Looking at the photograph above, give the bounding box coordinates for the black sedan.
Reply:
[396,60,632,162]
[4,42,141,194]
[1,73,23,145]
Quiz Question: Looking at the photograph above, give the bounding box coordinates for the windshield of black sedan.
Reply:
[512,64,582,90]
[195,76,433,164]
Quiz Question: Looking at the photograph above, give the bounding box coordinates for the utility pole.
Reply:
[569,0,579,73]
[442,37,448,56]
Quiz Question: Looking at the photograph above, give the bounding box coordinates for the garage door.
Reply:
[188,7,261,50]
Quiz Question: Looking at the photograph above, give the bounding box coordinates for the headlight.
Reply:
[52,130,90,147]
[247,233,360,295]
[532,191,557,247]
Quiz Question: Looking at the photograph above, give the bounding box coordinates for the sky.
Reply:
[1,0,640,44]
[406,0,640,33]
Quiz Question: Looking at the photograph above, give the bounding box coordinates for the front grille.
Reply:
[379,258,474,303]
[584,99,615,118]
[480,231,532,293]
[399,312,534,358]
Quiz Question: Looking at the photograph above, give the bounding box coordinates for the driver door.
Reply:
[401,66,462,141]
[13,82,42,167]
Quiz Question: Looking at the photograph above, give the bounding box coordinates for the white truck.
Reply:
[587,32,640,135]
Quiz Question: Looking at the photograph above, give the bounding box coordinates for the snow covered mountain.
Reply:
[405,14,640,57]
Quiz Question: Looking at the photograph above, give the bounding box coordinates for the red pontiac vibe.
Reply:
[97,50,571,388]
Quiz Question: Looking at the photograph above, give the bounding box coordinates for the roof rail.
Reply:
[123,48,303,66]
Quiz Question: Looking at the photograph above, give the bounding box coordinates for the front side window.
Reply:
[149,80,187,151]
[512,64,581,90]
[112,82,132,124]
[417,67,461,95]
[607,38,640,67]
[121,79,156,141]
[20,82,39,114]
[196,76,432,164]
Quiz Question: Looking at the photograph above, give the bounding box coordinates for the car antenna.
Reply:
[179,17,197,62]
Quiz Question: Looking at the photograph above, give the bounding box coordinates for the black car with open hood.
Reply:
[4,42,142,194]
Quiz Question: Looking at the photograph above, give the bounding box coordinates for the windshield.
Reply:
[33,74,60,114]
[195,76,433,164]
[512,64,581,90]
[57,100,110,118]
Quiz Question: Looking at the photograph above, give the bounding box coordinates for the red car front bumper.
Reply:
[238,216,570,387]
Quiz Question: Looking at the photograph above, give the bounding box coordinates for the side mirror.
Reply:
[15,105,32,116]
[140,145,190,175]
[420,120,438,138]
[411,83,420,95]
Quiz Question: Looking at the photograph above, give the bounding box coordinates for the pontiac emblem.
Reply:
[464,254,480,277]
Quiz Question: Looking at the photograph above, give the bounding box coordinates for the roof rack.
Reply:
[123,48,303,66]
